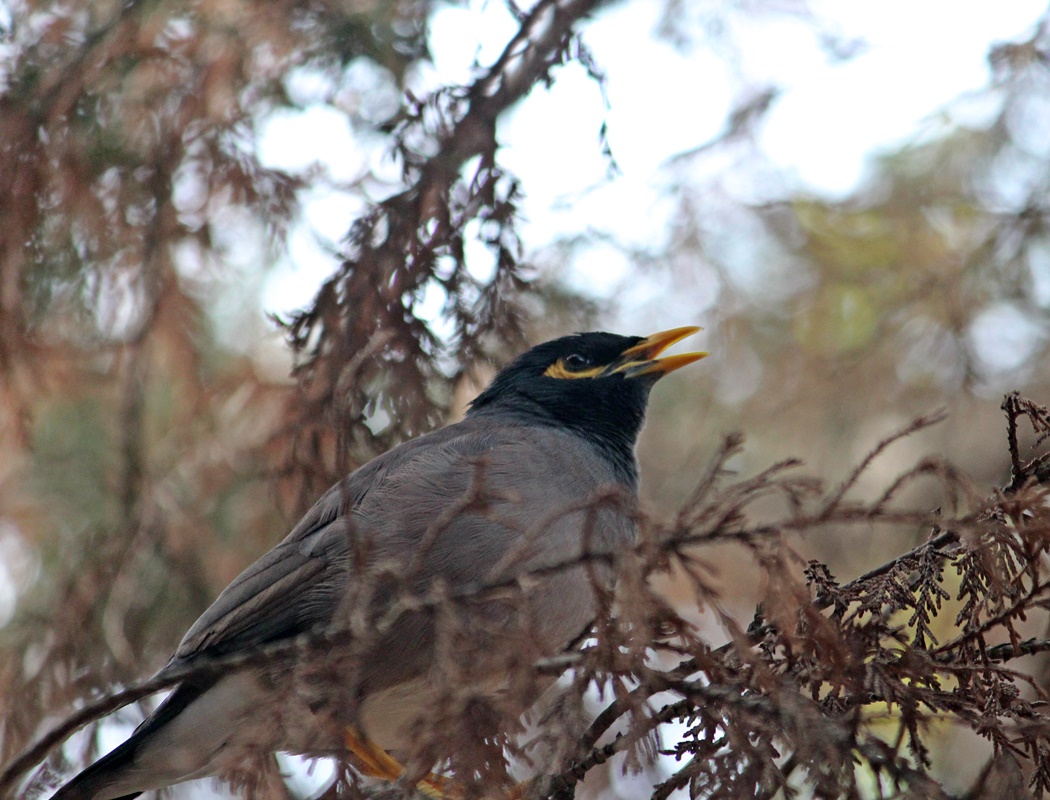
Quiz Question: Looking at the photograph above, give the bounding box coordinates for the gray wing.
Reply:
[165,421,634,680]
[167,424,460,663]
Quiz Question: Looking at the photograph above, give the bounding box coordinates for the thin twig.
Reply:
[822,408,948,516]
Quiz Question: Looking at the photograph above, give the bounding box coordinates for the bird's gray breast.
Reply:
[338,424,638,693]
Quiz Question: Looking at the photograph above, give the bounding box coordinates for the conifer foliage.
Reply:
[3,1,1050,798]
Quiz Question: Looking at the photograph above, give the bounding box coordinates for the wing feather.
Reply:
[163,421,633,680]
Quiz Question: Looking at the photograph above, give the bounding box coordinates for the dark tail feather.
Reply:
[49,737,142,800]
[49,678,216,800]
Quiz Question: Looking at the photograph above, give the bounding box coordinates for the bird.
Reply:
[50,327,707,800]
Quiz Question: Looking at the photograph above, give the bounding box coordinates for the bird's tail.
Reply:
[48,679,217,800]
[48,736,142,800]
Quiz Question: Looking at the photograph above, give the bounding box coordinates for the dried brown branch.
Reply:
[822,408,949,516]
[546,400,1050,798]
[276,0,608,493]
[12,395,1050,800]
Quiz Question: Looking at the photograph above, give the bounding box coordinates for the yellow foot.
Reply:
[344,729,458,799]
[343,729,534,799]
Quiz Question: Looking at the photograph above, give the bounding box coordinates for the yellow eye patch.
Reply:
[543,359,607,380]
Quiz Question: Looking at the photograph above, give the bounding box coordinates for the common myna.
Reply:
[50,327,706,800]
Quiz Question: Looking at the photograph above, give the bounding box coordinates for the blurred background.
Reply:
[2,0,1050,796]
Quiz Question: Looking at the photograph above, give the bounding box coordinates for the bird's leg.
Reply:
[342,731,532,799]
[343,729,458,799]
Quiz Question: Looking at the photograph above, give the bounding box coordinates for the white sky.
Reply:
[258,0,1046,315]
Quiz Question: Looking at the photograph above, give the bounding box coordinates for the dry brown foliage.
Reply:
[0,0,606,781]
[5,2,1050,799]
[5,393,1050,800]
[273,0,607,498]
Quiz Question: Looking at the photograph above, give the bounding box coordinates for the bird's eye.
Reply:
[563,353,590,371]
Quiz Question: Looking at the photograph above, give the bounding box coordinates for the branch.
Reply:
[279,0,608,476]
[0,644,293,799]
[545,699,695,799]
[15,403,1043,798]
[821,408,948,516]
[4,475,912,797]
[931,580,1050,658]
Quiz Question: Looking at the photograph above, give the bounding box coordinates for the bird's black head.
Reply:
[468,328,707,483]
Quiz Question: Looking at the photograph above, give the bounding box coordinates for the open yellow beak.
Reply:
[608,326,708,379]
